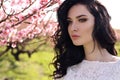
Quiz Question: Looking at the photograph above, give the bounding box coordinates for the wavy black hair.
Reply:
[52,0,117,79]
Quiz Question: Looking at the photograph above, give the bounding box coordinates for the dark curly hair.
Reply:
[52,0,117,79]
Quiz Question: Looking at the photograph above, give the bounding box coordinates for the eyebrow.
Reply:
[67,15,87,19]
[76,15,87,18]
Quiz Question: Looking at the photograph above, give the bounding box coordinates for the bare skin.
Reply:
[67,4,120,62]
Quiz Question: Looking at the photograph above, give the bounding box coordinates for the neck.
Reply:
[83,41,114,62]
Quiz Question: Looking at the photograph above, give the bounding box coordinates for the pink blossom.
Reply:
[40,0,48,6]
[28,33,34,39]
[11,42,17,48]
[33,27,42,34]
[0,0,60,47]
[0,40,7,46]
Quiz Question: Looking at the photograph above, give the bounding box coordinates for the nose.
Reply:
[70,23,78,31]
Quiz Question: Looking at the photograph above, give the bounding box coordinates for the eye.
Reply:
[78,18,87,22]
[67,19,72,24]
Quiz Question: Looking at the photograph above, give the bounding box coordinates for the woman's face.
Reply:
[67,4,95,46]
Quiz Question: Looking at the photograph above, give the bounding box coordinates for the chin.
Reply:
[73,42,83,46]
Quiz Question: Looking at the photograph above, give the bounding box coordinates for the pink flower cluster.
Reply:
[0,0,61,48]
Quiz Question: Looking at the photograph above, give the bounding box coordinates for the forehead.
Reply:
[68,4,92,18]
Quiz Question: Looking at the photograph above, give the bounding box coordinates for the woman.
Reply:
[52,0,120,80]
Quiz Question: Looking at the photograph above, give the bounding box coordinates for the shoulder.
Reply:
[112,56,120,65]
[113,56,120,63]
[114,56,120,60]
[112,56,120,69]
[111,57,120,78]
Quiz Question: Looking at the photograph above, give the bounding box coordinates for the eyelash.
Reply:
[78,18,87,22]
[67,20,72,24]
[67,18,87,24]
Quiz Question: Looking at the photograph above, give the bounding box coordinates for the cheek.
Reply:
[68,26,71,36]
[84,31,93,41]
[84,21,94,36]
[81,24,94,41]
[86,27,93,36]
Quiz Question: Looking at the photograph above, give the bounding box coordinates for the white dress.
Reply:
[56,59,120,80]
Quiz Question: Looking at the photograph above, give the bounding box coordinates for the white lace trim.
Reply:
[57,59,120,80]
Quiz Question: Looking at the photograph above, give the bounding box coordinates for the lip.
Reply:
[71,35,80,39]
